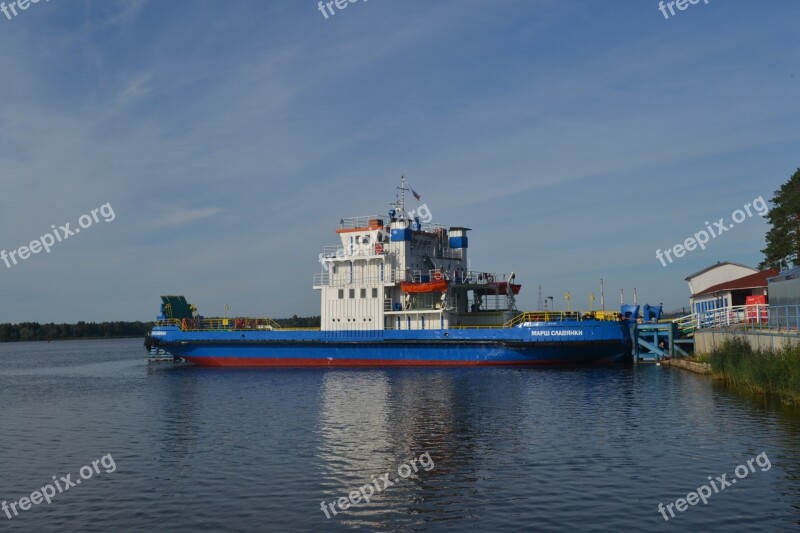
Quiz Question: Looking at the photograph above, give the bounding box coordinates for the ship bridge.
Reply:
[313,179,519,332]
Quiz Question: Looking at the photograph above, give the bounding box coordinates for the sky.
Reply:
[0,0,798,323]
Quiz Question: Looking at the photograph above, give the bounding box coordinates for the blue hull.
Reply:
[147,321,633,366]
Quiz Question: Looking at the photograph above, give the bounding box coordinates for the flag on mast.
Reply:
[410,184,421,201]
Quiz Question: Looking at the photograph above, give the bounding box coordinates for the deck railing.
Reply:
[672,304,775,334]
[156,317,320,332]
[313,270,403,287]
[503,311,619,327]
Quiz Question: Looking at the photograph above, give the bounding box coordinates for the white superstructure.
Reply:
[313,178,518,331]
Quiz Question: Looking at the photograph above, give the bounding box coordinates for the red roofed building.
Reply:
[687,265,778,316]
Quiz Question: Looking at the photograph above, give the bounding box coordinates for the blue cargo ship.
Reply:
[145,178,632,366]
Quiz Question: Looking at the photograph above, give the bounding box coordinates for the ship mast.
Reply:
[392,175,410,217]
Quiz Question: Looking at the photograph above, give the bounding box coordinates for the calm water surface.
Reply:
[1,338,799,532]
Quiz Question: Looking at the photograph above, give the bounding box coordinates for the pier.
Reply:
[631,321,693,362]
[689,303,799,354]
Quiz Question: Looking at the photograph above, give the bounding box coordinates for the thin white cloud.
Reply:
[147,206,224,228]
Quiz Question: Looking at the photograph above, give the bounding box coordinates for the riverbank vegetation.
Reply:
[0,315,321,342]
[0,322,155,342]
[703,336,800,404]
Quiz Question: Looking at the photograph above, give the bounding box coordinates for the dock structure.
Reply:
[681,303,799,354]
[147,346,177,363]
[631,321,693,362]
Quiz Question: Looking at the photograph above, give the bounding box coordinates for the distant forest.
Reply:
[0,315,322,342]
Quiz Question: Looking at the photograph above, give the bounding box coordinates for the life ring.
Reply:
[486,274,494,283]
[374,243,384,254]
[434,271,443,281]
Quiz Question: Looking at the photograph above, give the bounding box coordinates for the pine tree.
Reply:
[760,168,800,269]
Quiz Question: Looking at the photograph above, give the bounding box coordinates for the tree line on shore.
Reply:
[0,315,321,342]
[0,322,154,342]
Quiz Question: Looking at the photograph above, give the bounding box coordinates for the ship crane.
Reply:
[507,272,517,311]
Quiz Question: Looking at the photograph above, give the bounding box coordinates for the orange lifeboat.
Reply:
[401,280,449,293]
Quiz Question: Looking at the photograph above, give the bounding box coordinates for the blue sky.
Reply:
[0,0,798,322]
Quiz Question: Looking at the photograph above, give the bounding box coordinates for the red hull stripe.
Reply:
[183,357,600,367]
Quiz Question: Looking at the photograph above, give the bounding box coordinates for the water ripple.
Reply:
[1,340,799,531]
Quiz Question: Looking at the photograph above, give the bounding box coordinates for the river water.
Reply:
[1,338,798,531]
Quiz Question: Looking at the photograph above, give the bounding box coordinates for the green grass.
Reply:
[706,336,800,404]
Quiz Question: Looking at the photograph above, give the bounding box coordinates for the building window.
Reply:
[338,289,343,299]
[349,289,355,299]
[360,288,366,298]
[372,288,378,298]
[333,265,338,274]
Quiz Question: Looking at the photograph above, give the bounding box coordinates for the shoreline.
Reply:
[0,336,146,344]
[670,336,800,405]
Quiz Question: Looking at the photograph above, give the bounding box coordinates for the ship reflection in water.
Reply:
[314,365,800,531]
[2,341,800,532]
[317,369,454,528]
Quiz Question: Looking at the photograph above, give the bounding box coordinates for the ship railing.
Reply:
[451,325,507,329]
[504,311,583,327]
[313,272,331,286]
[313,272,399,287]
[432,248,464,260]
[401,269,509,284]
[449,271,510,285]
[337,216,449,234]
[156,317,320,332]
[320,244,391,260]
[392,269,413,282]
[339,215,385,230]
[581,310,623,321]
[417,222,448,233]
